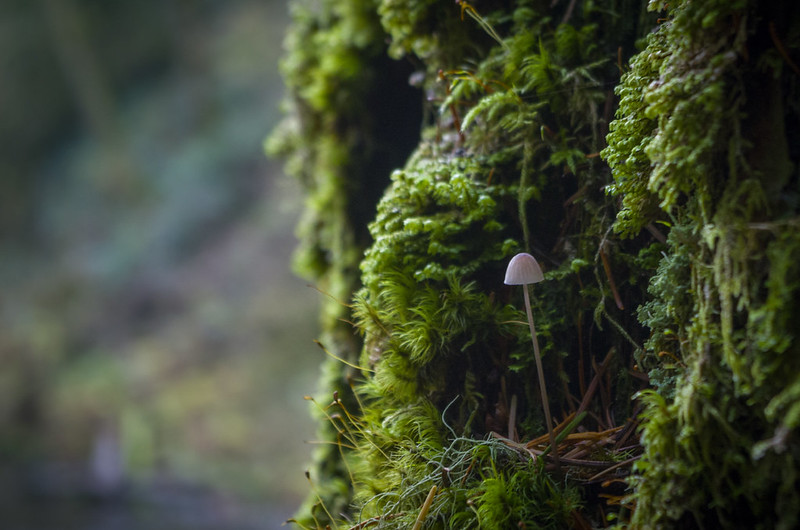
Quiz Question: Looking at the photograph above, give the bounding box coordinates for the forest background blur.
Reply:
[0,1,319,527]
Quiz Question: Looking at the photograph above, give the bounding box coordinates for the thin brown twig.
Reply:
[576,348,615,417]
[585,455,641,483]
[561,0,577,25]
[769,21,800,76]
[524,411,578,448]
[613,404,642,450]
[599,243,624,310]
[508,394,518,442]
[577,313,586,399]
[645,223,667,244]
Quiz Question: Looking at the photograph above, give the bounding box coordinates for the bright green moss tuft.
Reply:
[361,150,520,289]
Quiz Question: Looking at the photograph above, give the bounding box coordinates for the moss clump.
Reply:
[603,0,800,527]
[329,401,583,529]
[267,0,422,524]
[361,150,519,288]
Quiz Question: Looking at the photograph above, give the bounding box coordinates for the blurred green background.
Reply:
[1,0,321,527]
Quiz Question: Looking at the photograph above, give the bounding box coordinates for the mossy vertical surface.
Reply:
[604,0,800,527]
[267,0,421,524]
[272,0,800,527]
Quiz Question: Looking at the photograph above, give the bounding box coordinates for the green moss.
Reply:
[273,0,800,526]
[360,150,520,289]
[474,456,581,530]
[601,26,665,238]
[267,0,423,525]
[603,0,800,527]
[294,0,655,525]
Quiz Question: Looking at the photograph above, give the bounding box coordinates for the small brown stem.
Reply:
[525,411,576,448]
[613,405,642,451]
[585,455,641,483]
[645,223,667,244]
[599,244,624,310]
[437,70,464,146]
[576,348,615,417]
[560,0,577,25]
[770,21,800,77]
[508,394,518,442]
[577,313,586,399]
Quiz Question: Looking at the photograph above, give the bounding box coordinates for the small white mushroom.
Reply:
[504,252,560,469]
[504,252,544,285]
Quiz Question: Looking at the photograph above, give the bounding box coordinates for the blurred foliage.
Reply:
[0,0,320,515]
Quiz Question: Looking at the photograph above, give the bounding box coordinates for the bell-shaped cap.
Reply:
[504,252,544,285]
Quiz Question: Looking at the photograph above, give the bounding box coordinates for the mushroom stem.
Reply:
[522,283,560,470]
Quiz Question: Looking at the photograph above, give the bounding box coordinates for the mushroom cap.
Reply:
[504,252,544,285]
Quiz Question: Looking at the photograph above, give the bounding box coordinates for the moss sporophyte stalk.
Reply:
[273,0,800,527]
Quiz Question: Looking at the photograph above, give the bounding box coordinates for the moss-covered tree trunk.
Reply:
[271,0,800,528]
